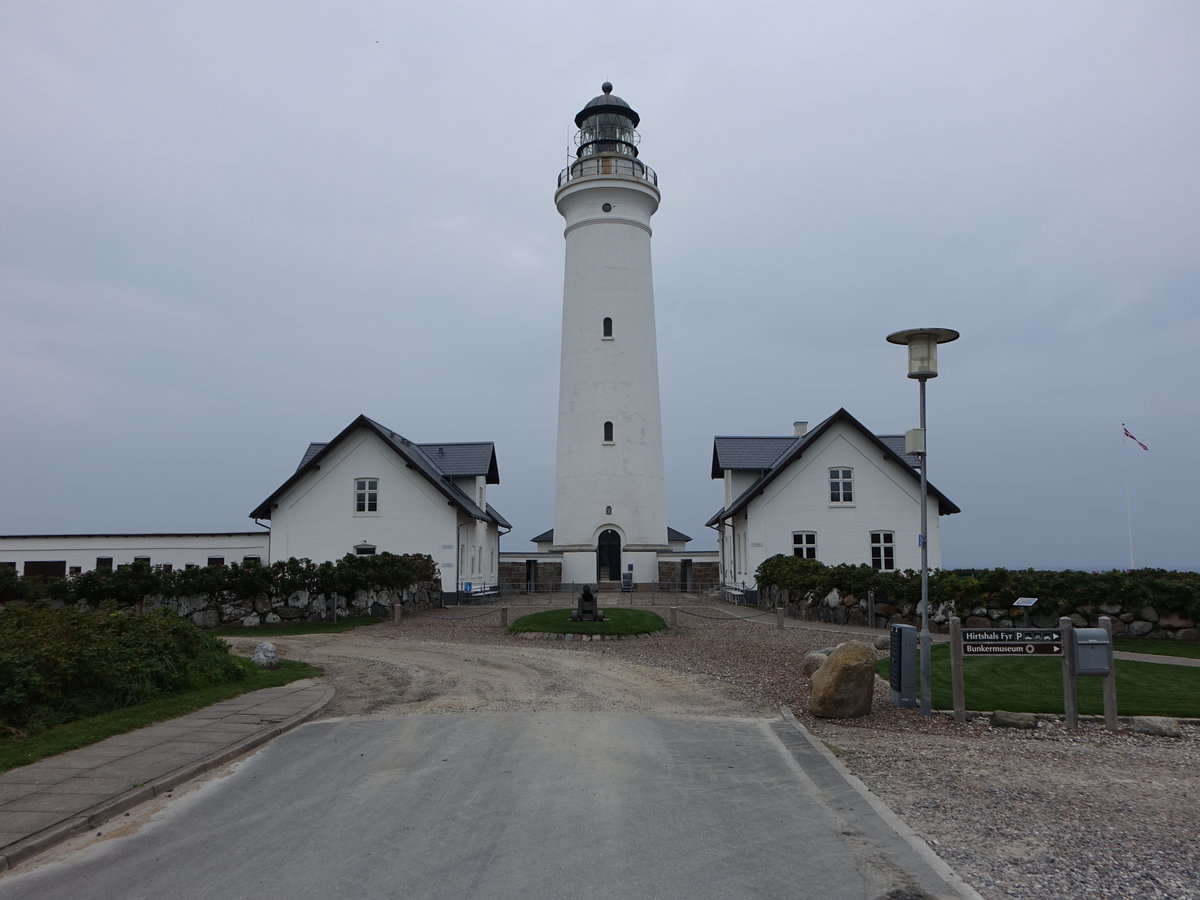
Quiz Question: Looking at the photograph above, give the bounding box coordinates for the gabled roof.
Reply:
[706,408,960,526]
[529,527,692,544]
[251,415,506,525]
[416,443,499,483]
[711,436,798,478]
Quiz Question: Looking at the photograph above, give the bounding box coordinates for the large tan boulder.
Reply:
[809,640,877,719]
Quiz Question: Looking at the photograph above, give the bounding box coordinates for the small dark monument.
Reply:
[570,585,605,622]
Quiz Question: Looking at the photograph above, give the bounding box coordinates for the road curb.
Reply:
[778,707,986,900]
[0,682,334,873]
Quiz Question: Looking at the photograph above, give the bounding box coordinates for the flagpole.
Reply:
[1122,425,1134,569]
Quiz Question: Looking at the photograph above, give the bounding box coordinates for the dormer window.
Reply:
[355,478,379,513]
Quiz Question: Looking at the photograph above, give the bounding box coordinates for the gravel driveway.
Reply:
[226,606,1200,899]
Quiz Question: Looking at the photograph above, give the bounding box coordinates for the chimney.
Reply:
[793,421,808,437]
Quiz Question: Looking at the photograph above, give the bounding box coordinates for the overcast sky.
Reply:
[2,2,1196,571]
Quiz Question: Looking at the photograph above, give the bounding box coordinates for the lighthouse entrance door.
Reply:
[597,530,621,583]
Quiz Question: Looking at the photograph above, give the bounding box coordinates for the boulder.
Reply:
[1132,716,1182,738]
[991,710,1038,730]
[872,634,891,650]
[251,642,281,670]
[191,609,220,629]
[800,651,829,677]
[1159,612,1195,630]
[1128,621,1154,637]
[1139,606,1158,623]
[809,641,877,719]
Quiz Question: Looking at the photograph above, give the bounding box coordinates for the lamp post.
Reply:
[886,327,959,716]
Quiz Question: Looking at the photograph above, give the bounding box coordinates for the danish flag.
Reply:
[1122,424,1148,451]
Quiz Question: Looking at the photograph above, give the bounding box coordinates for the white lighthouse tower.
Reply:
[552,83,669,586]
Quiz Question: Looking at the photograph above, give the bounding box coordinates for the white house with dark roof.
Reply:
[250,415,509,594]
[1,415,510,596]
[707,409,959,588]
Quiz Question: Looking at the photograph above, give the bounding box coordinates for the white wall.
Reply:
[0,533,270,574]
[720,421,945,583]
[265,430,482,593]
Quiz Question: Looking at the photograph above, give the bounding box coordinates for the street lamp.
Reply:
[886,327,959,716]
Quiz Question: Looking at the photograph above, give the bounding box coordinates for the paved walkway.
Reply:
[0,680,332,872]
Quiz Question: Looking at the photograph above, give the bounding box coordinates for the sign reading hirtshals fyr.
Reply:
[961,628,1064,656]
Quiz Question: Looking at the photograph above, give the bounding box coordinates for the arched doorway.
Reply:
[597,530,621,582]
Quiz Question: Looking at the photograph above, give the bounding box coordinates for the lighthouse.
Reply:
[551,83,669,586]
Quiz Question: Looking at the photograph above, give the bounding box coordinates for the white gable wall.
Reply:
[266,430,466,592]
[725,421,944,585]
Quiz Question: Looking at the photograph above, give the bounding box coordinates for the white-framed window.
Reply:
[792,532,817,559]
[355,478,379,513]
[870,531,895,570]
[242,556,261,566]
[829,468,854,504]
[207,556,225,567]
[355,544,376,556]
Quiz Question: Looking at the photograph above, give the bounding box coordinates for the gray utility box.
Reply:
[890,624,917,708]
[1073,627,1112,676]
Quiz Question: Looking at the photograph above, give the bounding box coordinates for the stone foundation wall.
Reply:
[129,582,442,629]
[759,586,1199,640]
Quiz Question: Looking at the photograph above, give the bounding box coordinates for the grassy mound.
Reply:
[1,604,248,736]
[509,608,666,636]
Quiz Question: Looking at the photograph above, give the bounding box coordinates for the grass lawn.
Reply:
[876,644,1200,718]
[0,657,322,774]
[1113,637,1200,660]
[509,608,666,636]
[214,616,384,637]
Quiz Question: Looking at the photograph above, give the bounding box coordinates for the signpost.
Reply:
[948,616,1118,729]
[960,628,1063,657]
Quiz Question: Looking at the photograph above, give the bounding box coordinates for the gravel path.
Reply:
[230,606,1200,899]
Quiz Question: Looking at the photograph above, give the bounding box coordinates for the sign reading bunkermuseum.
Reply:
[960,628,1063,656]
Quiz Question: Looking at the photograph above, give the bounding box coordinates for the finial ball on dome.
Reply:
[602,82,613,94]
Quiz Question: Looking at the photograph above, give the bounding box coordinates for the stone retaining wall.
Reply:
[759,585,1199,640]
[128,582,442,629]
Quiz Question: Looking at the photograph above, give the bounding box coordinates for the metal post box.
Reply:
[890,624,917,708]
[1073,627,1112,676]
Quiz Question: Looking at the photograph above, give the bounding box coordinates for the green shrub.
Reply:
[0,604,245,736]
[754,558,1200,619]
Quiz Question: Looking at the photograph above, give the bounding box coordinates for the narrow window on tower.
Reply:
[603,421,614,443]
[602,317,613,339]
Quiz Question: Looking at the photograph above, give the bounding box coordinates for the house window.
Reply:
[185,563,198,570]
[602,317,613,339]
[603,421,614,443]
[96,556,113,571]
[829,468,854,503]
[242,556,261,566]
[159,563,173,573]
[792,532,817,559]
[207,556,225,567]
[354,544,376,556]
[133,556,151,566]
[355,478,379,513]
[69,566,82,575]
[870,531,895,570]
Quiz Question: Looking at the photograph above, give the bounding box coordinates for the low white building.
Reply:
[707,409,959,587]
[0,415,510,597]
[251,415,509,594]
[0,533,270,578]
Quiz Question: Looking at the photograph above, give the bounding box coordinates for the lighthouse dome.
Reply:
[574,82,640,128]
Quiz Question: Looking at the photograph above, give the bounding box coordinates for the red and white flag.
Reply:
[1122,424,1148,451]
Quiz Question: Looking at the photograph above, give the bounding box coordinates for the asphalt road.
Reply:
[0,712,967,899]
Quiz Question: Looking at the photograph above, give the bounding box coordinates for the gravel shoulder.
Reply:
[225,608,1200,899]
